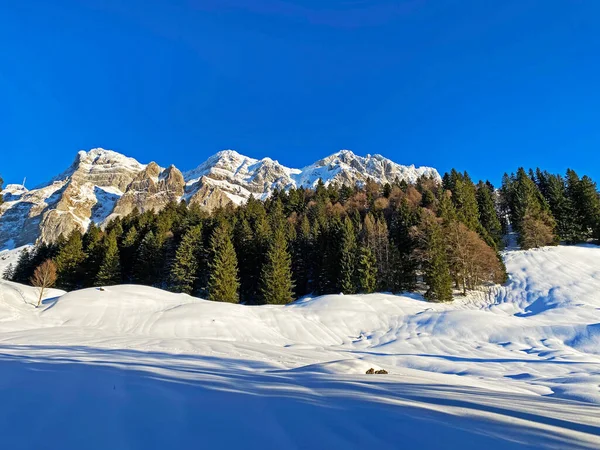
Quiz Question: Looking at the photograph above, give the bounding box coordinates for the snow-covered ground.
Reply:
[0,245,599,449]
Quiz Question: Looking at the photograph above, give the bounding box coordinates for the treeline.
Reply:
[5,171,511,303]
[500,168,600,248]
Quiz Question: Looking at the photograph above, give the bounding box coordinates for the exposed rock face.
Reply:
[0,148,440,248]
[109,164,185,219]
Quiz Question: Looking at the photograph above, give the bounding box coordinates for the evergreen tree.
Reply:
[566,169,600,241]
[338,217,357,294]
[95,231,121,286]
[134,230,163,285]
[476,181,503,248]
[208,223,239,303]
[420,215,453,302]
[54,231,86,290]
[537,171,578,243]
[390,199,420,292]
[2,263,14,280]
[169,224,204,294]
[82,224,103,286]
[357,245,377,293]
[261,225,294,304]
[291,215,313,297]
[11,247,33,283]
[444,170,481,231]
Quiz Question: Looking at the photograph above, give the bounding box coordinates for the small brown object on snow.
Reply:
[366,368,388,375]
[99,287,105,291]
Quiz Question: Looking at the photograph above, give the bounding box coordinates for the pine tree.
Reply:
[338,217,357,294]
[208,222,240,303]
[444,170,481,231]
[566,169,600,241]
[357,245,377,293]
[390,199,420,292]
[82,224,103,286]
[134,230,163,285]
[11,247,33,283]
[95,231,121,286]
[2,263,14,280]
[511,168,557,248]
[169,224,203,294]
[476,181,503,248]
[54,231,86,290]
[261,225,294,304]
[291,215,313,298]
[420,215,453,302]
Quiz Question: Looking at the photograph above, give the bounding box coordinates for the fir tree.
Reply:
[338,217,357,294]
[54,231,86,290]
[169,224,204,294]
[476,181,503,248]
[2,263,14,280]
[420,215,453,302]
[390,199,420,292]
[11,247,33,283]
[208,223,240,303]
[357,245,377,293]
[95,231,122,286]
[134,230,163,285]
[261,225,294,304]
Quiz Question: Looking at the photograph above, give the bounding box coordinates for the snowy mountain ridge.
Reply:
[0,148,439,248]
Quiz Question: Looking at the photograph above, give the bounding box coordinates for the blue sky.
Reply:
[2,0,600,187]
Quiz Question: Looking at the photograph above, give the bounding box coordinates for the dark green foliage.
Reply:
[261,225,294,304]
[134,230,164,285]
[95,231,121,286]
[169,225,204,294]
[54,231,86,290]
[389,199,420,292]
[357,245,377,293]
[420,215,453,302]
[476,181,503,248]
[338,217,357,294]
[566,169,600,241]
[208,222,239,303]
[12,169,559,305]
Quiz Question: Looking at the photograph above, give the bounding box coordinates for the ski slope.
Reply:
[0,245,599,449]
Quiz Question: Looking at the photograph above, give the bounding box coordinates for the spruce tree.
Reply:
[169,224,203,294]
[2,263,14,280]
[421,215,453,302]
[566,169,600,241]
[54,231,86,290]
[11,247,33,283]
[95,231,121,286]
[476,181,503,248]
[82,224,103,286]
[390,199,420,292]
[208,223,240,303]
[261,225,294,304]
[357,245,377,293]
[134,230,163,285]
[338,217,357,294]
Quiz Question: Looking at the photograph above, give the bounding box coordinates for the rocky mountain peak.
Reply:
[1,148,440,249]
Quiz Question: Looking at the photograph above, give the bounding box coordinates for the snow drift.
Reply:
[0,245,599,449]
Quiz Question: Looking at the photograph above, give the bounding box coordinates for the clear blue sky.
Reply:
[2,0,600,187]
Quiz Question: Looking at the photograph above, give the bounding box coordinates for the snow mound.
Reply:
[0,245,600,448]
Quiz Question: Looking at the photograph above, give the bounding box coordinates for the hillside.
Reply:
[0,245,599,448]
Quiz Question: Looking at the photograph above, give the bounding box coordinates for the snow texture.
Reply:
[0,245,599,448]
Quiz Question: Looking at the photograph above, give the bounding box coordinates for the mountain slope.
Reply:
[0,148,439,248]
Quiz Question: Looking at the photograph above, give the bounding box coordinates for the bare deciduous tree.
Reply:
[31,259,57,307]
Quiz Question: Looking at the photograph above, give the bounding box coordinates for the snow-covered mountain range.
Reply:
[0,148,439,248]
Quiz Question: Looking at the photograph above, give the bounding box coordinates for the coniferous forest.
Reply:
[4,167,600,304]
